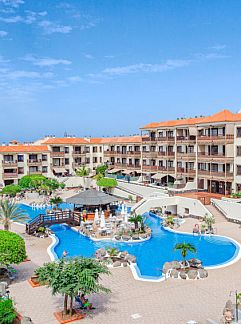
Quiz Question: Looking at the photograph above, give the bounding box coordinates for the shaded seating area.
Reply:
[66,189,119,221]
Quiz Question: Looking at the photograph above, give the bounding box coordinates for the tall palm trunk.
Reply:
[4,223,9,231]
[64,294,68,315]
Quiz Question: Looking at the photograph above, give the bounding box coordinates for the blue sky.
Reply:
[0,0,241,141]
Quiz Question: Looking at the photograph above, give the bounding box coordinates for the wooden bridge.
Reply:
[26,210,81,235]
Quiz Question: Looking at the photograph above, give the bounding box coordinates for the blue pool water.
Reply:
[18,203,74,221]
[50,213,239,279]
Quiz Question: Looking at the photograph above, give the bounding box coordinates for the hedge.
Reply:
[0,230,26,265]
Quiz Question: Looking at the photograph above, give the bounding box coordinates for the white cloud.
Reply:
[83,53,93,59]
[39,20,72,34]
[0,69,53,80]
[101,60,191,76]
[209,44,226,51]
[0,0,24,8]
[24,55,72,67]
[0,15,22,23]
[0,30,8,37]
[67,76,82,82]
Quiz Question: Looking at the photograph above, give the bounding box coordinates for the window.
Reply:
[86,158,90,164]
[42,166,48,173]
[93,157,98,163]
[42,154,47,161]
[237,146,241,156]
[18,167,24,174]
[53,146,61,152]
[64,147,69,154]
[237,165,241,176]
[237,128,241,138]
[65,158,69,165]
[100,157,102,163]
[18,155,24,162]
[99,147,102,152]
[93,146,97,153]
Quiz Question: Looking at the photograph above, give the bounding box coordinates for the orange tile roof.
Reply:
[0,145,49,153]
[141,109,241,129]
[43,136,142,145]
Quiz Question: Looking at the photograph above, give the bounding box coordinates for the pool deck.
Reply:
[7,216,241,324]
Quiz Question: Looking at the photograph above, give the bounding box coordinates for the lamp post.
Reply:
[229,290,239,322]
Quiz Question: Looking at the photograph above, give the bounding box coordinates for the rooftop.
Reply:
[0,145,49,153]
[141,109,241,129]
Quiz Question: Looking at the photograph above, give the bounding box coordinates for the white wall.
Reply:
[212,198,241,222]
[134,196,211,218]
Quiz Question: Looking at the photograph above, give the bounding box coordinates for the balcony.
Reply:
[197,134,234,144]
[28,170,42,175]
[72,162,85,169]
[50,151,65,157]
[142,137,157,143]
[157,151,175,158]
[197,152,233,162]
[198,169,233,180]
[104,150,141,157]
[2,161,18,167]
[157,136,175,143]
[72,151,86,157]
[2,172,18,179]
[176,136,196,143]
[177,168,196,175]
[176,151,196,159]
[142,165,175,173]
[142,151,158,158]
[126,164,141,170]
[27,159,42,166]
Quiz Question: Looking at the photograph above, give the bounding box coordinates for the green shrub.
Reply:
[97,177,117,188]
[1,185,21,197]
[96,165,108,176]
[0,298,16,324]
[19,175,47,189]
[0,230,26,265]
[37,227,46,233]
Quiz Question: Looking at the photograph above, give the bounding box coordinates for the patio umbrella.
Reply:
[121,203,125,215]
[100,211,106,228]
[94,209,99,223]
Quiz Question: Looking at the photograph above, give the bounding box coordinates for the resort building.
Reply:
[1,109,241,195]
[141,109,241,195]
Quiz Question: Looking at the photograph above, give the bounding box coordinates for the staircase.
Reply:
[205,204,227,223]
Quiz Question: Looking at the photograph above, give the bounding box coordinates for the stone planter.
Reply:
[54,310,84,323]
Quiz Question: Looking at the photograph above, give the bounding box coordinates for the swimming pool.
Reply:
[49,212,241,280]
[18,203,74,221]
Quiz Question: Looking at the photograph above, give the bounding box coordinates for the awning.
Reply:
[108,168,122,174]
[122,169,133,175]
[53,167,66,173]
[66,189,118,206]
[151,173,165,180]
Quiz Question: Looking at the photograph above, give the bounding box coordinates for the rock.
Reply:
[198,269,208,279]
[113,261,121,267]
[115,235,121,241]
[162,262,172,274]
[189,258,202,268]
[119,251,128,259]
[187,269,198,280]
[170,269,179,278]
[170,261,181,270]
[98,248,107,257]
[122,235,131,241]
[179,271,187,280]
[122,261,128,267]
[125,254,136,263]
[141,234,147,239]
[132,235,139,240]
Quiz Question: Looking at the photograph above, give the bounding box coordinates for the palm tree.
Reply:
[49,196,63,209]
[106,247,119,257]
[0,199,29,231]
[203,213,215,231]
[129,214,143,231]
[76,166,89,190]
[174,242,197,266]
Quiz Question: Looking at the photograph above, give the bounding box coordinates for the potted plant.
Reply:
[200,224,206,234]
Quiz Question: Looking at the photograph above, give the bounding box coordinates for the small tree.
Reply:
[0,298,16,323]
[95,165,108,176]
[203,213,215,231]
[0,199,29,231]
[76,166,89,190]
[97,178,117,193]
[35,257,110,317]
[19,174,47,189]
[0,230,27,265]
[106,247,119,257]
[1,184,21,197]
[174,242,197,266]
[49,196,63,209]
[129,214,143,231]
